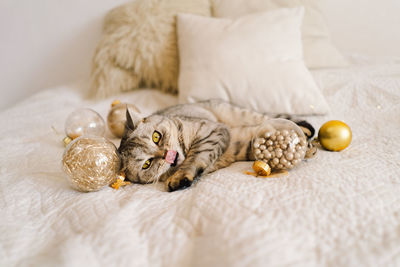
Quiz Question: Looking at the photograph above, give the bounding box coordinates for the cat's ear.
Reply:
[126,106,142,131]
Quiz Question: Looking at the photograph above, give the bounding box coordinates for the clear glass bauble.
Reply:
[65,108,105,139]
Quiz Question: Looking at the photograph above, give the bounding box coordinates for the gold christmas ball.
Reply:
[107,101,140,138]
[62,136,120,192]
[318,120,352,151]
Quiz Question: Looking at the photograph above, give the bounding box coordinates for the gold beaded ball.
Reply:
[252,119,307,170]
[107,101,140,138]
[318,120,352,151]
[62,136,120,192]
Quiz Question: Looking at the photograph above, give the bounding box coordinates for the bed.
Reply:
[1,55,399,266]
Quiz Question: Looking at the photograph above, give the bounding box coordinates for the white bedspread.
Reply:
[1,63,400,267]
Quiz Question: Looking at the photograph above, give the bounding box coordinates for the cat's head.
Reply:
[118,109,185,184]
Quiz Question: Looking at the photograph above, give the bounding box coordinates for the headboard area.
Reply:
[0,0,399,110]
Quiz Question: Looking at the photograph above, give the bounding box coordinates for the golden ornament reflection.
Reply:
[107,101,140,138]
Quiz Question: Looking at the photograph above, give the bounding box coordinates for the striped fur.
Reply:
[118,99,315,191]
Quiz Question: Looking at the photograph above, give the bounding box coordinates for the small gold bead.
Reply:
[253,160,271,176]
[63,136,72,146]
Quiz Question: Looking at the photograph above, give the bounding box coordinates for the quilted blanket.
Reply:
[1,62,400,266]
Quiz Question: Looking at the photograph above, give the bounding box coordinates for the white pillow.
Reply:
[177,8,330,115]
[211,0,349,69]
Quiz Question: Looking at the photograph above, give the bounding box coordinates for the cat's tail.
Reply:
[274,114,315,139]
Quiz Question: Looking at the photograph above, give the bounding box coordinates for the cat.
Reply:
[118,99,315,192]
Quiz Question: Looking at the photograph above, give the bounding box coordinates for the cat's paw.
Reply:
[165,171,194,192]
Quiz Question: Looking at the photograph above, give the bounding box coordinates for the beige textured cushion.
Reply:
[177,8,330,115]
[211,0,349,69]
[90,0,210,98]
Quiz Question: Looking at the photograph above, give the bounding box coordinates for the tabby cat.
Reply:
[118,99,315,192]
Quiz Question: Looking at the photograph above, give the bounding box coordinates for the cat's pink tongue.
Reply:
[165,150,177,164]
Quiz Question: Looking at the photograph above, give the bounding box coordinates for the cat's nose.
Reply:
[164,150,178,165]
[155,150,167,159]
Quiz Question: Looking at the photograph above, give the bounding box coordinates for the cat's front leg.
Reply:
[165,169,196,192]
[166,123,230,192]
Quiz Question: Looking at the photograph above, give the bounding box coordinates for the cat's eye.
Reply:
[142,159,152,169]
[152,131,162,144]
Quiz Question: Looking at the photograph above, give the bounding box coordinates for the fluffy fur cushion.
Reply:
[91,0,211,98]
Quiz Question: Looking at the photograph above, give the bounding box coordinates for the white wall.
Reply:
[0,0,130,111]
[0,0,399,110]
[320,0,400,60]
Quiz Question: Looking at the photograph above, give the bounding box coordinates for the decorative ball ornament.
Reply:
[65,108,105,140]
[252,119,307,171]
[62,136,121,192]
[318,120,352,151]
[107,100,140,138]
